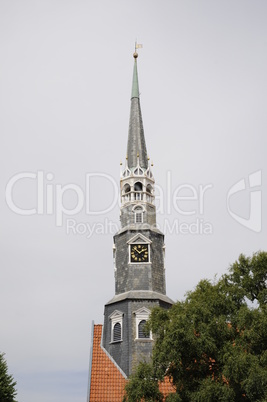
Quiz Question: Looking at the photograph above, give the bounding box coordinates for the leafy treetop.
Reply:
[124,251,267,402]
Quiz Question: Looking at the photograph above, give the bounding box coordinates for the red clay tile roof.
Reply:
[159,376,176,397]
[89,324,126,401]
[89,324,175,402]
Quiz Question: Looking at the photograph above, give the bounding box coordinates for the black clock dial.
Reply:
[130,244,149,263]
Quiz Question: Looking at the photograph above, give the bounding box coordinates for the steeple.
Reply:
[131,53,139,99]
[120,48,155,229]
[99,48,173,379]
[127,52,148,170]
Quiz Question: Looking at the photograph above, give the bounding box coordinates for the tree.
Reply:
[123,362,163,402]
[0,353,17,402]
[124,251,267,401]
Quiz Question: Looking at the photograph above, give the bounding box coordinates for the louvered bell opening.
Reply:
[138,320,149,339]
[113,322,122,341]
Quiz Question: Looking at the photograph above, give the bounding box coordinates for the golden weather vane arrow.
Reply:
[135,42,143,51]
[133,41,143,58]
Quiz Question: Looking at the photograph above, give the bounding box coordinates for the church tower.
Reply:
[101,49,173,377]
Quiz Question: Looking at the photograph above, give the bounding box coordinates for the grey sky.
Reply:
[1,1,266,401]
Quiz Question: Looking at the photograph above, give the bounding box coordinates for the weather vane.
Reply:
[134,41,143,58]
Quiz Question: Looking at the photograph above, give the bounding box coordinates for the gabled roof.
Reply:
[88,324,126,401]
[88,324,176,401]
[127,233,152,245]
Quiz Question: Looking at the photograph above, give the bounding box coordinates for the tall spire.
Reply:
[127,49,148,170]
[131,53,139,99]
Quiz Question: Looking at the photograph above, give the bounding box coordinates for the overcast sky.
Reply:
[1,1,266,401]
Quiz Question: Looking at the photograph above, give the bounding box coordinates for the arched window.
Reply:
[134,182,143,200]
[134,182,143,191]
[134,307,151,340]
[146,184,152,194]
[109,310,123,343]
[123,183,131,202]
[146,184,153,203]
[138,320,149,339]
[123,183,131,194]
[134,206,143,223]
[113,322,122,342]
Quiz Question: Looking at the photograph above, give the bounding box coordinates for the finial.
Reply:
[137,152,139,157]
[147,156,150,161]
[120,162,122,166]
[151,161,154,167]
[126,155,128,160]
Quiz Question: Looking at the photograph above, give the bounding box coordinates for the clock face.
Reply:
[130,244,149,263]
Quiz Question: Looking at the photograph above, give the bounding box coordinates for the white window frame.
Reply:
[109,310,123,343]
[134,307,152,340]
[133,205,144,224]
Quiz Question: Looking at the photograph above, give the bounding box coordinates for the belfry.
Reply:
[87,48,173,401]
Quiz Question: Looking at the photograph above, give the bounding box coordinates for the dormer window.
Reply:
[109,310,123,343]
[113,323,122,341]
[134,307,152,340]
[138,320,150,339]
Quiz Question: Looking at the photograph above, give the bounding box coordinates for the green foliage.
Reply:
[165,393,182,402]
[124,251,267,402]
[0,353,17,402]
[225,252,267,307]
[123,362,163,402]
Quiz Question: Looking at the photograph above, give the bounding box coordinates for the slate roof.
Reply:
[88,324,176,402]
[127,57,148,170]
[106,290,174,306]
